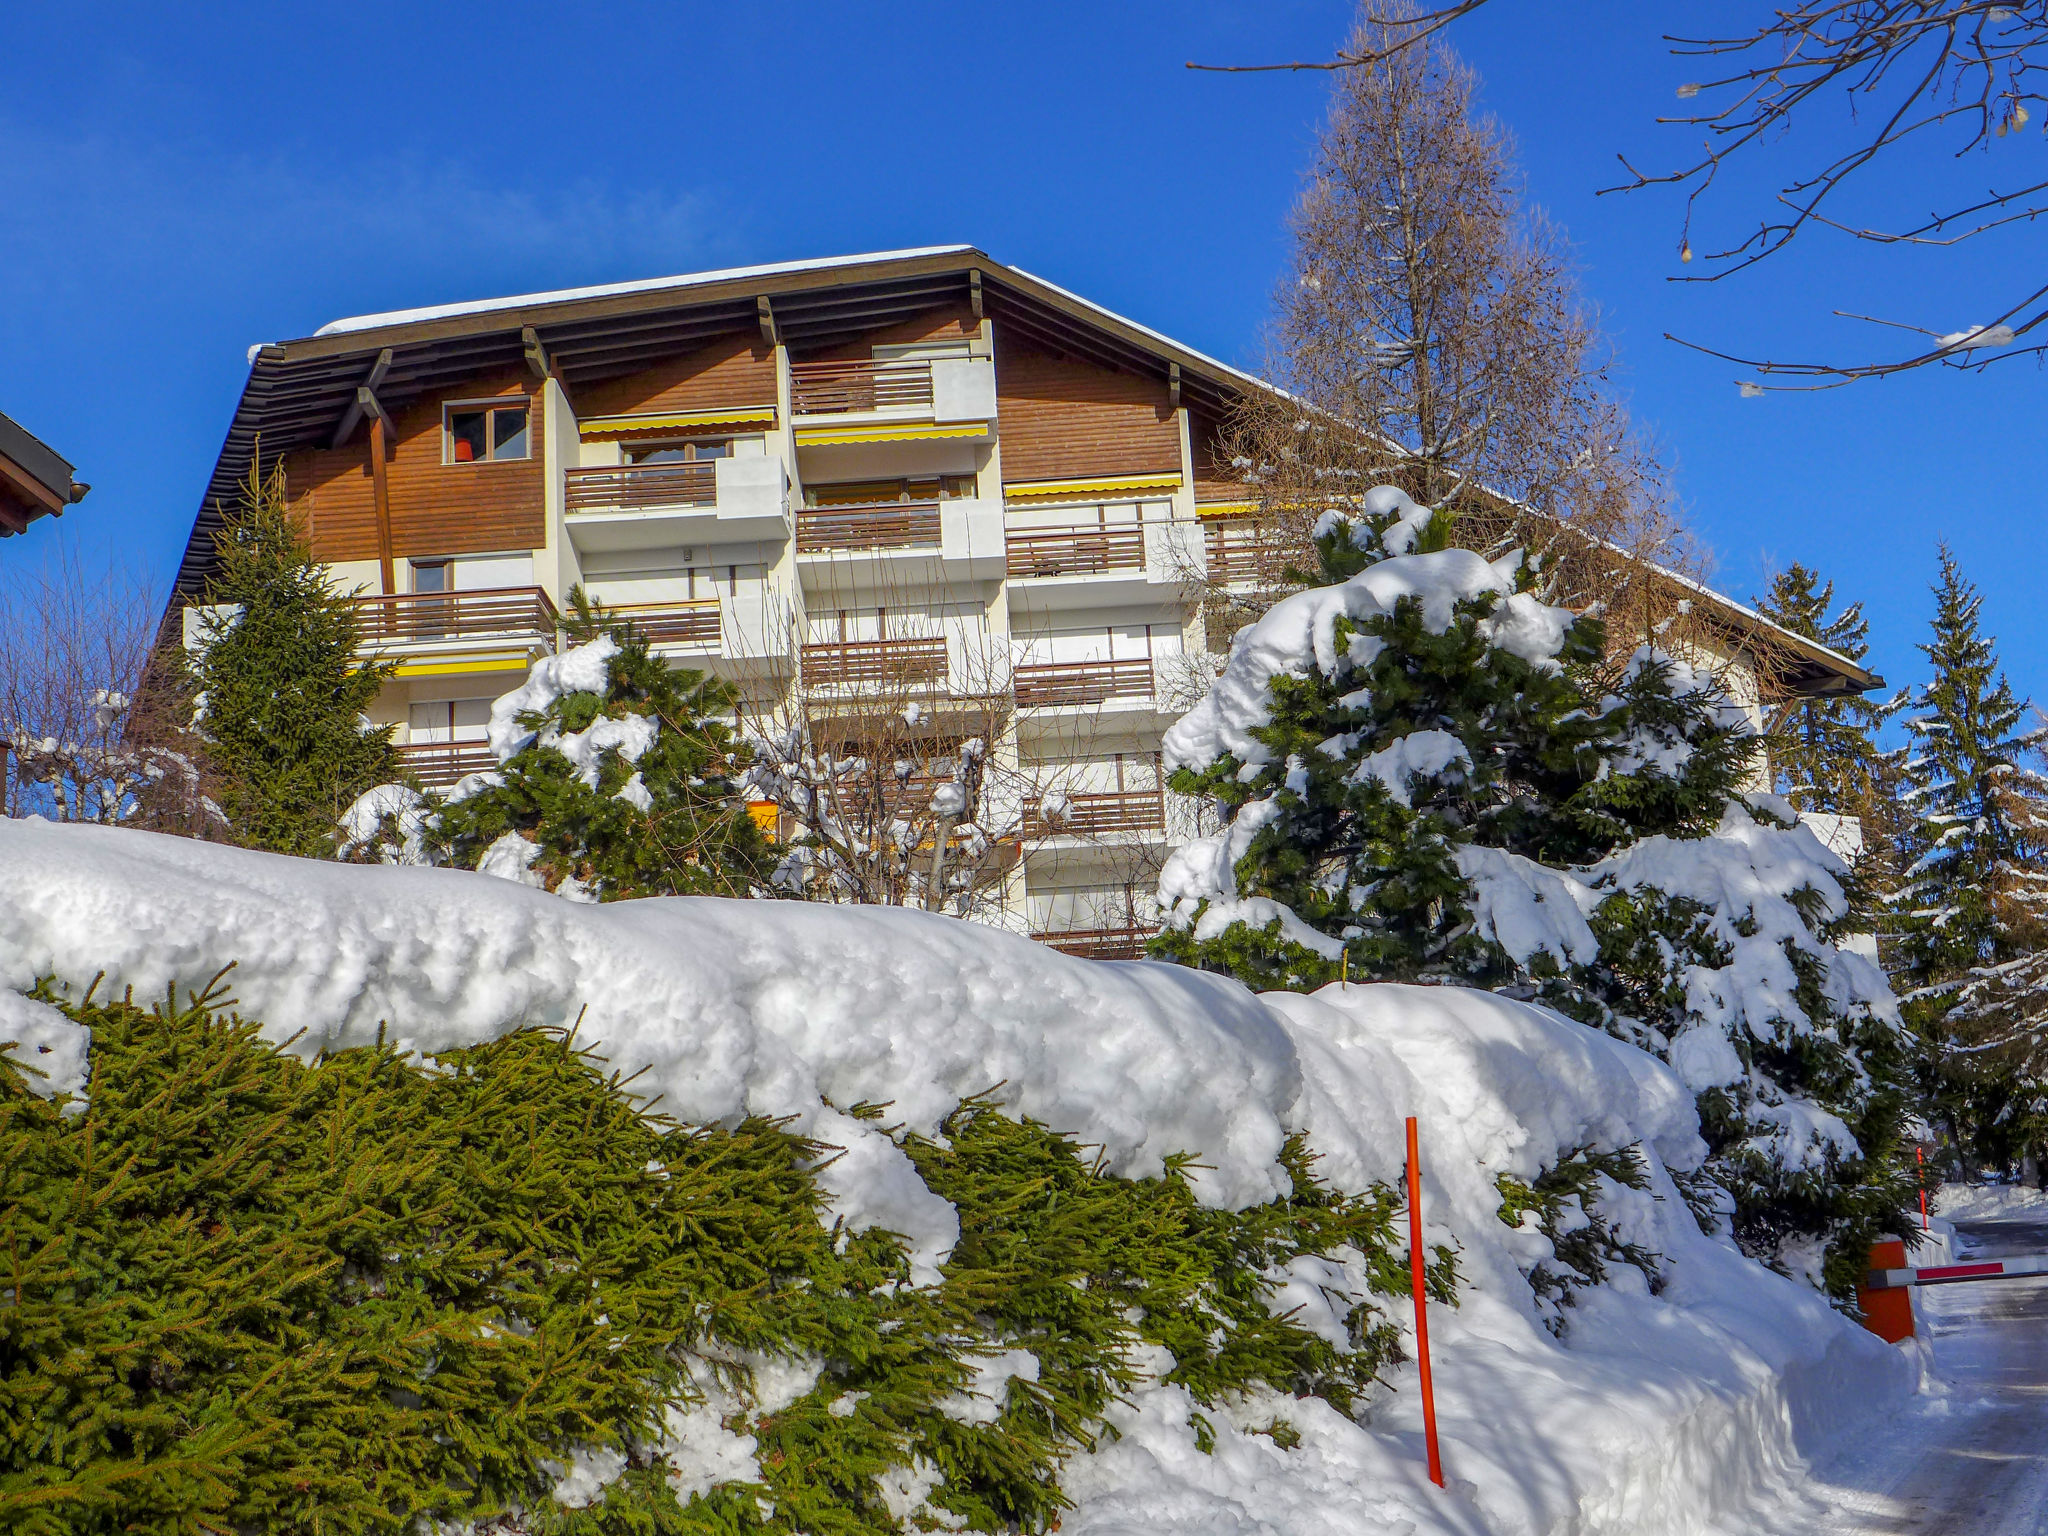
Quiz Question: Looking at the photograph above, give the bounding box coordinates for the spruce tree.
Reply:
[1155,487,1914,1298]
[185,462,396,857]
[1890,547,2048,1172]
[431,588,775,900]
[1754,564,1889,818]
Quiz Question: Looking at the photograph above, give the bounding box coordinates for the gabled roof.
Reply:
[172,244,1876,698]
[176,246,1261,598]
[0,410,89,538]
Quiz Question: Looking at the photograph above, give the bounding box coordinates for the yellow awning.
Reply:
[581,406,777,438]
[794,421,990,447]
[1195,500,1258,518]
[1004,472,1182,500]
[390,654,536,679]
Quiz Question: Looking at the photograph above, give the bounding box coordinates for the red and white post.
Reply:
[1406,1115,1446,1488]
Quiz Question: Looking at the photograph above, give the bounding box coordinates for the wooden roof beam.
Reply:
[522,325,553,380]
[328,347,393,447]
[757,296,778,348]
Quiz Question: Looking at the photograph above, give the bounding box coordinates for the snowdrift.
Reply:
[0,819,1912,1536]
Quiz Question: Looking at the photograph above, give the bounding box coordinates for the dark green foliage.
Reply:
[1495,1146,1660,1332]
[185,462,397,856]
[1888,547,2048,1176]
[1153,518,1619,993]
[1,979,1437,1536]
[1154,500,1916,1303]
[432,588,775,900]
[1754,564,1889,819]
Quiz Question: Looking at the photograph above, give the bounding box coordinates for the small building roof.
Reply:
[0,410,89,538]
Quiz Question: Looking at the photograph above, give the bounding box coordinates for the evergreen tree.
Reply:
[185,462,396,857]
[430,588,775,900]
[1890,547,2048,1172]
[1155,487,1914,1298]
[1754,564,1889,818]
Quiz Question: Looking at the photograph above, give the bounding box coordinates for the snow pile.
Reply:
[0,819,1916,1536]
[1932,1182,2048,1223]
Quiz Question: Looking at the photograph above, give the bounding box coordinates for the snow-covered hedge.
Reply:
[0,820,1912,1535]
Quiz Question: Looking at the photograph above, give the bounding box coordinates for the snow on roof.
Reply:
[313,245,981,337]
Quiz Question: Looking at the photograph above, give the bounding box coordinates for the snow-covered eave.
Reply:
[1223,402,1880,700]
[309,246,983,337]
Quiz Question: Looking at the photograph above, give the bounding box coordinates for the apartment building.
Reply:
[171,246,1878,955]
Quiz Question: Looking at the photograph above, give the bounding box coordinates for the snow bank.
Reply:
[1931,1182,2048,1223]
[0,819,1914,1535]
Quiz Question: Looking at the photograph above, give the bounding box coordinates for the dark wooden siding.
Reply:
[574,333,776,419]
[1189,408,1247,504]
[994,337,1182,485]
[799,305,981,362]
[286,371,544,563]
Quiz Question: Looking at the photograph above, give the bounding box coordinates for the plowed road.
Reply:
[1774,1214,2048,1534]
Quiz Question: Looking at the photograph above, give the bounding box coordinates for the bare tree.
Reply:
[1193,11,1723,676]
[741,584,1118,919]
[1195,2,2048,387]
[0,548,219,832]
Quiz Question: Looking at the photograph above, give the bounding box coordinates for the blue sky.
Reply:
[3,0,2040,711]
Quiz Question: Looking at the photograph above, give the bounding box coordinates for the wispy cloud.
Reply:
[0,118,741,330]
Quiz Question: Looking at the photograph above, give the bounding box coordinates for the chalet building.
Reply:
[0,411,89,540]
[171,246,1878,956]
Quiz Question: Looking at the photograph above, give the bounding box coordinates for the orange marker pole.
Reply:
[1918,1145,1929,1231]
[1406,1115,1445,1488]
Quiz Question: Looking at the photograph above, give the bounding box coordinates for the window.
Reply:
[446,402,530,463]
[626,437,731,466]
[412,560,450,594]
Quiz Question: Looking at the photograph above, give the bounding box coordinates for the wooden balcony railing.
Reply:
[790,358,934,416]
[1006,526,1145,579]
[564,461,717,514]
[1013,657,1154,708]
[354,587,559,650]
[1034,926,1157,961]
[1203,516,1300,587]
[606,600,722,649]
[801,636,949,689]
[796,502,942,553]
[395,740,496,789]
[1025,787,1166,838]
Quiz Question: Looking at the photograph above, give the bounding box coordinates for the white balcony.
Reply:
[794,497,1005,585]
[788,357,997,457]
[1005,519,1204,612]
[595,590,793,672]
[350,587,560,670]
[564,456,789,553]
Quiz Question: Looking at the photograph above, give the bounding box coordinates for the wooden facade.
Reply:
[1188,409,1246,506]
[993,340,1181,484]
[799,305,981,364]
[574,333,776,421]
[284,370,544,566]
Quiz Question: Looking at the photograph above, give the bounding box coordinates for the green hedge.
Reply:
[0,977,1452,1535]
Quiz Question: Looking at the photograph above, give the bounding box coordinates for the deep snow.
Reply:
[0,818,1917,1535]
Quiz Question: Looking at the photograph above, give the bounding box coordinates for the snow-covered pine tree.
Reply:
[1755,564,1890,820]
[185,461,397,857]
[1155,487,1914,1297]
[428,589,776,900]
[1890,547,2048,1173]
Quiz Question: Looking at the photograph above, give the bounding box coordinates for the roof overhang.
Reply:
[0,411,88,538]
[177,247,1259,597]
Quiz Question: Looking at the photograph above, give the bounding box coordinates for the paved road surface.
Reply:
[1766,1215,2048,1534]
